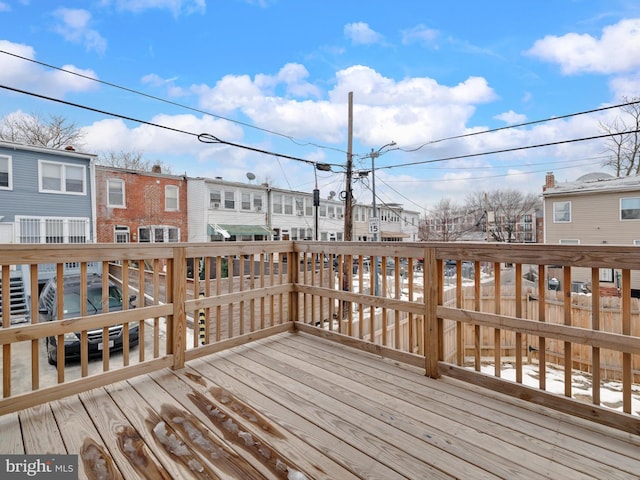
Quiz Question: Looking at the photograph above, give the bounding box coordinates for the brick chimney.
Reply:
[543,172,555,191]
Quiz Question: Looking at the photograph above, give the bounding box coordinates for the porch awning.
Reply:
[381,231,410,239]
[207,224,273,238]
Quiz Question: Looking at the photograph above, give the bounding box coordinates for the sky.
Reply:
[1,0,640,214]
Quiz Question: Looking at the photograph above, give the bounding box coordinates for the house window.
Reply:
[210,190,221,208]
[114,225,130,243]
[559,239,579,245]
[620,197,640,220]
[319,204,326,217]
[600,268,614,283]
[273,194,283,214]
[253,195,263,212]
[0,154,11,189]
[224,191,235,209]
[295,197,304,215]
[553,201,571,222]
[284,196,293,215]
[241,192,251,210]
[107,179,125,207]
[328,206,335,218]
[39,160,85,194]
[305,200,312,217]
[18,216,89,243]
[138,226,179,243]
[165,185,179,211]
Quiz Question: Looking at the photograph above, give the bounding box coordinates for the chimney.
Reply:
[151,164,161,173]
[543,172,555,191]
[65,146,75,151]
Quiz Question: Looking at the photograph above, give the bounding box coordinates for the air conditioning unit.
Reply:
[212,202,220,209]
[256,206,262,212]
[329,214,335,218]
[296,210,303,216]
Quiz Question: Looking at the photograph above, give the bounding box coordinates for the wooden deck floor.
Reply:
[2,331,640,479]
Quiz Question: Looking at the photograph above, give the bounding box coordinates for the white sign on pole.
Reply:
[368,217,380,234]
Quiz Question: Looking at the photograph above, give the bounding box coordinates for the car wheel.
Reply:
[46,339,57,366]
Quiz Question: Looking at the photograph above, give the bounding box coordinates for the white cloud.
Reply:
[0,2,10,12]
[526,18,640,75]
[103,0,206,16]
[401,24,439,47]
[52,8,107,54]
[494,110,527,125]
[344,22,383,45]
[0,40,98,96]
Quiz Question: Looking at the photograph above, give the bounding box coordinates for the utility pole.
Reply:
[344,91,354,241]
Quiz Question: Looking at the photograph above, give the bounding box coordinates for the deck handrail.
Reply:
[1,241,639,434]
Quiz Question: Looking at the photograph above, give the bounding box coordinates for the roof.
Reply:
[543,172,640,197]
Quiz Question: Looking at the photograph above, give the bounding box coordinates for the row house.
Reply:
[95,165,188,243]
[0,141,97,322]
[353,203,420,242]
[187,177,345,243]
[543,171,640,295]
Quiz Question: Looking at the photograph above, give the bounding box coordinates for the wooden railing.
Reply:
[1,241,639,434]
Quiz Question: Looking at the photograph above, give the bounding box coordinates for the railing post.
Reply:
[424,247,440,378]
[171,246,187,370]
[289,246,299,324]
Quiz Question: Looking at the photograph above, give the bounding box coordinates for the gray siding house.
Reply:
[0,141,97,322]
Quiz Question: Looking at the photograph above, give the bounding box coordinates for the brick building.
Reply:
[95,165,188,243]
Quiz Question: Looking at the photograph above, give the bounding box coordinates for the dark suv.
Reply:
[38,274,138,365]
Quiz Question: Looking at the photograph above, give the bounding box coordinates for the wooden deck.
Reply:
[2,332,639,480]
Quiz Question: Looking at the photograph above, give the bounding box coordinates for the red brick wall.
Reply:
[96,167,188,243]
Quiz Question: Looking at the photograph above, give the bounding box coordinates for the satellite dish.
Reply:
[246,172,256,181]
[329,191,336,199]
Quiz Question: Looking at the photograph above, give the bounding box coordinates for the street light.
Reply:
[368,141,396,295]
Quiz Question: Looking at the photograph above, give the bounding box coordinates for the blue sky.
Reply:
[1,0,640,213]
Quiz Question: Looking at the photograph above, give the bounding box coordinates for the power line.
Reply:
[371,128,640,172]
[0,49,349,156]
[393,99,640,154]
[0,83,343,169]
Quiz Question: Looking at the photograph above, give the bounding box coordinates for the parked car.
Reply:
[38,274,138,365]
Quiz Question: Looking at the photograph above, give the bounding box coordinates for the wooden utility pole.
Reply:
[344,91,354,241]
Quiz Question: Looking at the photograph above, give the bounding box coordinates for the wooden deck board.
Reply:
[5,331,640,479]
[284,333,640,479]
[0,412,24,454]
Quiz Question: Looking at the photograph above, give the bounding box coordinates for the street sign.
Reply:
[368,217,380,234]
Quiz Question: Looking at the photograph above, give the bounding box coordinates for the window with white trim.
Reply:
[209,190,221,208]
[284,196,293,215]
[224,191,235,209]
[553,201,571,222]
[108,179,125,207]
[17,216,90,243]
[253,194,263,212]
[241,192,251,210]
[165,185,179,211]
[0,154,11,189]
[38,160,86,194]
[273,194,283,214]
[138,225,179,243]
[620,197,640,220]
[115,225,130,243]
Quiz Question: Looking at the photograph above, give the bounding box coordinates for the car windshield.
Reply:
[62,284,123,316]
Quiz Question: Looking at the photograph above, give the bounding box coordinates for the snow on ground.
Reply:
[342,268,640,417]
[482,362,640,417]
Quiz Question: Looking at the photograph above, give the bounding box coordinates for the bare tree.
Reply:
[600,97,640,176]
[466,189,539,242]
[0,112,85,149]
[423,198,471,241]
[99,150,172,174]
